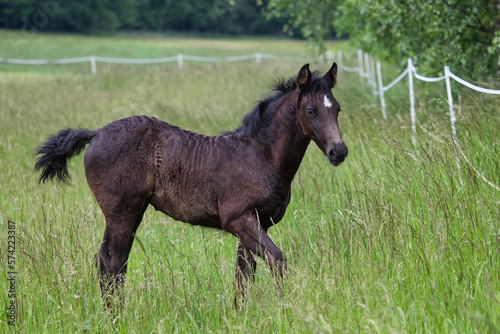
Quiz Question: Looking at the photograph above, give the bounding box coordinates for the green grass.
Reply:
[0,32,499,333]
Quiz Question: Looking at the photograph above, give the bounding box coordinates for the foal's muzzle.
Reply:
[328,142,348,166]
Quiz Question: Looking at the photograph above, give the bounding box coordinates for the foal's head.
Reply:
[295,63,348,166]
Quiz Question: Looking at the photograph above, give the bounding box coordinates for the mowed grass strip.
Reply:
[0,33,499,333]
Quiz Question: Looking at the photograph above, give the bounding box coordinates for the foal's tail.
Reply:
[34,128,96,184]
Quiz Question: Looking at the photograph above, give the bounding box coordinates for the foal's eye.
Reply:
[306,108,315,115]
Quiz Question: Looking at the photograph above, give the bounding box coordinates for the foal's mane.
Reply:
[228,71,324,142]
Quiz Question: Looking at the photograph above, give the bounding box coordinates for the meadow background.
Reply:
[0,31,499,333]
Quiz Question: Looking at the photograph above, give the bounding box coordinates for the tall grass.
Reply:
[0,33,499,333]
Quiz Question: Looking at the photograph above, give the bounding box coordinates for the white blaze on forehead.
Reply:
[323,95,333,108]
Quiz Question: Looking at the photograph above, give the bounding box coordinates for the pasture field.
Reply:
[1,32,499,333]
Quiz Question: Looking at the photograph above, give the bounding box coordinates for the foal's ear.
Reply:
[296,63,311,91]
[322,62,338,89]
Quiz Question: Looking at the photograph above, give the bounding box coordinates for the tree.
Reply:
[265,0,500,78]
[0,0,36,29]
[266,0,338,52]
[0,0,290,36]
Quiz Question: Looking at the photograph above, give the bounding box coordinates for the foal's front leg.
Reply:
[235,241,257,293]
[225,213,286,291]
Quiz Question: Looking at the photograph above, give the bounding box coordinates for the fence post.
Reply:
[178,54,183,69]
[408,58,417,146]
[255,52,262,64]
[337,50,343,74]
[444,66,457,141]
[357,49,364,84]
[376,61,387,120]
[90,55,96,75]
[364,53,375,99]
[445,65,462,176]
[325,50,333,62]
[364,52,370,81]
[369,56,377,100]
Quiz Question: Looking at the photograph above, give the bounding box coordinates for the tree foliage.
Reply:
[266,0,338,51]
[0,0,289,36]
[266,0,500,78]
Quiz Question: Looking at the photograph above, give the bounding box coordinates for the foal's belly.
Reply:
[149,189,223,229]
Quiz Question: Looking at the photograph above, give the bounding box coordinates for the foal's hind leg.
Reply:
[96,197,148,309]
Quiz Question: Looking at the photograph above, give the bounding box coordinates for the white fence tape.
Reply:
[5,58,50,65]
[95,55,179,64]
[382,67,409,92]
[52,56,93,64]
[448,72,500,95]
[0,52,305,73]
[413,71,446,83]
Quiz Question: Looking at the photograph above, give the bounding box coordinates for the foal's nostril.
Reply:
[338,143,348,159]
[328,149,336,160]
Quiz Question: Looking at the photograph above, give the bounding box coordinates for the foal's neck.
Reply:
[266,92,310,181]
